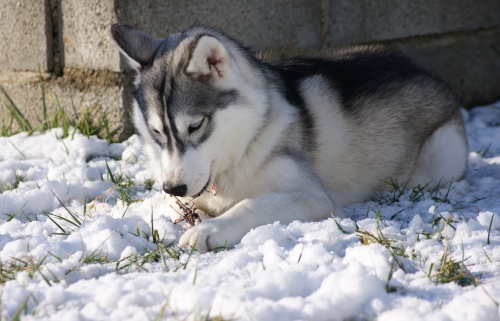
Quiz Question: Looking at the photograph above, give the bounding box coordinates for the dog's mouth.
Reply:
[192,178,211,198]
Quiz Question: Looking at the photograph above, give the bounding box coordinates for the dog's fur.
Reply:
[111,24,468,251]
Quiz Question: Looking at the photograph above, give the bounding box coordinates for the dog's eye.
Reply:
[188,118,205,134]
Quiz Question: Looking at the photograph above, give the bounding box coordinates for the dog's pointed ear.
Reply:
[111,23,162,70]
[185,36,231,86]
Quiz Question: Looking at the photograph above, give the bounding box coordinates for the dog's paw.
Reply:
[179,220,230,252]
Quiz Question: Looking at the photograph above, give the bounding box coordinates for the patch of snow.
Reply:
[1,102,500,320]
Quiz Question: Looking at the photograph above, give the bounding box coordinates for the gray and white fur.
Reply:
[111,24,468,251]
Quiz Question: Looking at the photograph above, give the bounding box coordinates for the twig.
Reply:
[171,196,201,227]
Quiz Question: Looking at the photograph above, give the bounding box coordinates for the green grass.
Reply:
[428,240,477,287]
[355,209,408,265]
[0,255,48,285]
[1,172,26,192]
[371,177,462,213]
[11,295,32,321]
[35,202,195,275]
[487,212,494,245]
[430,178,455,204]
[4,200,29,222]
[372,178,432,205]
[144,177,156,191]
[115,213,191,273]
[104,160,138,206]
[41,189,85,235]
[0,221,194,287]
[348,206,481,289]
[0,85,32,133]
[477,143,491,157]
[0,74,115,142]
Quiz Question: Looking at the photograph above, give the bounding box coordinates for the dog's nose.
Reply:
[163,183,187,197]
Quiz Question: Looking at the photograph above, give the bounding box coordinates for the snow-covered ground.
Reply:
[1,101,500,321]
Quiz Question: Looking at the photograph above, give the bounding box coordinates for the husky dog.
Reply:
[111,24,468,251]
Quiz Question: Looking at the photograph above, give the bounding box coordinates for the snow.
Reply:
[1,102,500,321]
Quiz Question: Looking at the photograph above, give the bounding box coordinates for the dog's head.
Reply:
[111,24,267,197]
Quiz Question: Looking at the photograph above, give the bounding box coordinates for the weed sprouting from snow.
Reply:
[385,257,398,293]
[7,140,27,160]
[477,143,491,157]
[104,160,139,206]
[430,178,456,204]
[372,178,431,205]
[153,300,171,321]
[334,218,350,235]
[371,177,461,207]
[0,255,48,284]
[486,212,494,245]
[79,251,110,266]
[42,190,85,235]
[412,213,479,287]
[113,214,192,273]
[115,239,188,273]
[355,209,408,261]
[429,238,477,287]
[10,295,32,321]
[4,201,29,222]
[1,172,26,192]
[352,205,483,289]
[174,243,198,272]
[51,190,83,225]
[144,177,156,191]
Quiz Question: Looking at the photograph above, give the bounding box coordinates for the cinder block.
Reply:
[62,0,322,71]
[116,0,322,50]
[396,29,500,108]
[61,0,120,71]
[0,0,53,72]
[329,0,500,46]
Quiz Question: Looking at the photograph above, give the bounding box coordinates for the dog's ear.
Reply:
[111,23,163,70]
[185,36,232,87]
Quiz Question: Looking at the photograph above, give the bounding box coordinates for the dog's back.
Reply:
[266,47,467,203]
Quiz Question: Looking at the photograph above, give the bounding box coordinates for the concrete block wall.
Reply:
[1,0,499,139]
[328,0,500,46]
[0,0,53,72]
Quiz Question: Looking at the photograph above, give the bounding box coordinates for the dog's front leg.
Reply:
[179,189,340,252]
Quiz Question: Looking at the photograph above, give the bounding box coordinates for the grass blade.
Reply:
[11,296,30,321]
[334,219,349,234]
[8,140,27,160]
[0,85,32,131]
[487,212,494,245]
[38,64,48,131]
[105,160,117,184]
[43,211,67,234]
[5,200,29,222]
[49,189,82,226]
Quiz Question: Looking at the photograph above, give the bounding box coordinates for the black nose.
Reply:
[163,183,187,197]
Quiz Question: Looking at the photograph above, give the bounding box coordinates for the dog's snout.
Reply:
[163,183,187,197]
